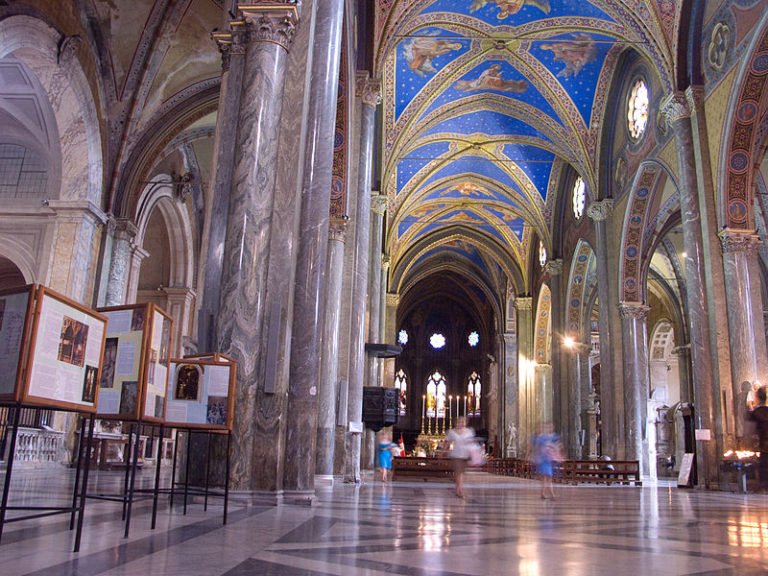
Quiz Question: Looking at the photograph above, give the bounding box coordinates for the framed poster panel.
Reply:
[96,303,173,423]
[23,286,107,413]
[165,356,236,431]
[0,284,35,403]
[141,306,172,422]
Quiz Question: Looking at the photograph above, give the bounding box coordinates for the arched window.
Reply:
[467,371,481,416]
[627,77,649,140]
[394,368,408,416]
[426,370,445,418]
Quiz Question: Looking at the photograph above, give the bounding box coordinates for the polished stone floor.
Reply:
[1,467,767,575]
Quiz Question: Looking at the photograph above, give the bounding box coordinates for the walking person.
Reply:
[749,384,768,493]
[445,416,475,498]
[533,423,563,499]
[377,431,398,482]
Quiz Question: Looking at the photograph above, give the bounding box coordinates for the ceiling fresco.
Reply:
[377,0,677,296]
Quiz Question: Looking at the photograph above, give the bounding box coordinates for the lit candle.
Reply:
[448,396,453,428]
[422,395,426,420]
[464,395,467,417]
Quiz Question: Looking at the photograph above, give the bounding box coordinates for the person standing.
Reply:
[445,416,475,498]
[749,385,768,493]
[377,432,398,482]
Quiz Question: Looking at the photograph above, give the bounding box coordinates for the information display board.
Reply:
[96,303,173,422]
[0,285,35,403]
[23,286,107,413]
[165,354,236,430]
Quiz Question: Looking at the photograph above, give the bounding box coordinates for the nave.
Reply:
[0,469,767,576]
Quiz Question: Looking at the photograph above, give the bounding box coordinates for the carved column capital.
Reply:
[685,85,705,110]
[212,27,248,71]
[371,192,387,215]
[618,301,650,320]
[328,218,349,242]
[586,199,613,222]
[514,296,533,311]
[238,3,299,50]
[356,73,382,107]
[545,259,563,276]
[661,92,691,127]
[381,255,391,272]
[57,35,82,65]
[386,292,400,307]
[718,228,761,253]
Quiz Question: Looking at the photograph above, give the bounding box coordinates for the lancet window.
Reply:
[467,371,481,416]
[394,368,408,416]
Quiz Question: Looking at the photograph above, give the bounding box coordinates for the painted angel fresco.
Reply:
[541,34,597,78]
[454,64,528,93]
[403,36,462,77]
[469,0,551,19]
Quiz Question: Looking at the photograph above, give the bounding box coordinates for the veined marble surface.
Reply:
[1,468,767,575]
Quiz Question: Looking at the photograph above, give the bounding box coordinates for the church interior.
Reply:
[1,0,768,574]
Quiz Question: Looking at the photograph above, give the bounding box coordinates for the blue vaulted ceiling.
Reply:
[378,0,674,294]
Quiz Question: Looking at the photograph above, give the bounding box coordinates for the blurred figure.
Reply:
[533,423,563,499]
[749,385,768,492]
[377,431,399,482]
[445,416,475,498]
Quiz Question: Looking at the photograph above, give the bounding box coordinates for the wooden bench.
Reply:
[393,457,454,481]
[488,458,641,486]
[558,460,642,486]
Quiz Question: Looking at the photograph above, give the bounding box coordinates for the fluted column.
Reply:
[105,218,138,306]
[515,297,533,455]
[198,26,247,352]
[215,4,298,491]
[284,0,345,497]
[619,302,650,468]
[546,259,565,444]
[662,93,720,487]
[719,229,764,443]
[344,74,380,483]
[587,199,618,458]
[316,219,348,479]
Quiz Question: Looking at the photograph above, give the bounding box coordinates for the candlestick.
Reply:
[421,395,425,434]
[448,396,452,430]
[464,395,467,418]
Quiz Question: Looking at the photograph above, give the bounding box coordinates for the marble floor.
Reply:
[1,467,767,576]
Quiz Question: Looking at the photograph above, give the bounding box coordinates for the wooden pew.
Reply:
[558,460,642,486]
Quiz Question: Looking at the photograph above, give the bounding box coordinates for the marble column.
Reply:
[545,259,565,444]
[316,219,348,479]
[284,0,344,497]
[662,93,720,487]
[125,244,149,304]
[344,74,380,483]
[501,332,518,458]
[215,4,298,492]
[587,199,618,458]
[672,345,692,403]
[198,26,247,353]
[574,344,592,458]
[535,364,553,429]
[619,302,650,467]
[379,258,393,389]
[515,297,533,455]
[719,229,763,443]
[365,193,387,390]
[105,218,138,306]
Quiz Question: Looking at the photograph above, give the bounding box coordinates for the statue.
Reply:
[506,423,517,457]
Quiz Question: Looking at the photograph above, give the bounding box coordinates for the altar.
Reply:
[392,456,454,481]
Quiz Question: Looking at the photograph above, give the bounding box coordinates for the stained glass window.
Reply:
[394,368,407,416]
[398,329,408,346]
[539,241,547,269]
[572,176,585,220]
[627,78,649,140]
[428,370,447,419]
[430,332,446,349]
[468,331,479,347]
[467,371,481,416]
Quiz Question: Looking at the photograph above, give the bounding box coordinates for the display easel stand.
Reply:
[169,428,231,525]
[84,419,162,538]
[0,405,94,552]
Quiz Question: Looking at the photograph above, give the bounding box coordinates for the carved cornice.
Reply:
[371,193,387,215]
[328,219,348,242]
[661,92,690,126]
[586,199,613,222]
[618,301,650,320]
[356,73,382,107]
[386,292,400,307]
[114,217,139,241]
[237,3,299,50]
[545,259,563,276]
[514,297,533,311]
[718,228,761,253]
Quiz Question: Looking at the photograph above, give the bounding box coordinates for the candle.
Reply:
[464,395,467,417]
[448,396,453,428]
